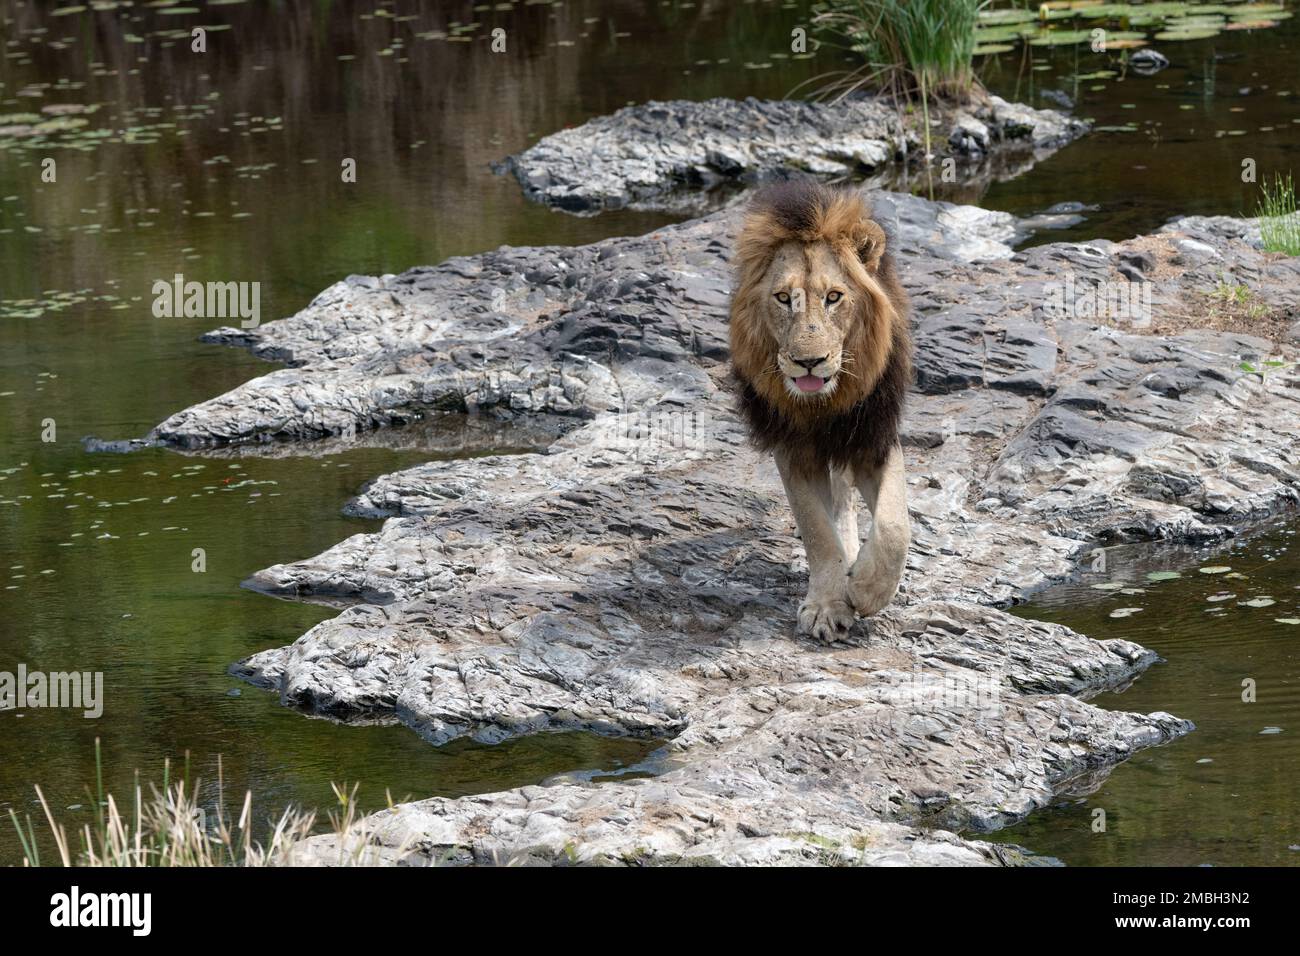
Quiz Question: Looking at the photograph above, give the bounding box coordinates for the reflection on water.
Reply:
[995,521,1300,866]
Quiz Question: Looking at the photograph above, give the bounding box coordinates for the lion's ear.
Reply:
[856,220,887,273]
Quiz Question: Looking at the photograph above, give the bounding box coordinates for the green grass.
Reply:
[1256,173,1300,256]
[808,0,988,105]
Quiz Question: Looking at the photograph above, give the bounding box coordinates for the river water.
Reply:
[997,523,1300,866]
[1,0,1297,865]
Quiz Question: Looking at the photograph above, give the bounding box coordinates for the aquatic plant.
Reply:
[1256,173,1300,256]
[809,0,988,104]
[971,1,1293,56]
[8,740,405,866]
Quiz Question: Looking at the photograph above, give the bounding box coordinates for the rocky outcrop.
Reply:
[150,192,1020,448]
[147,189,1300,866]
[495,95,1089,214]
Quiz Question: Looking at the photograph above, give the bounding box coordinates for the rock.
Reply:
[1014,201,1101,240]
[147,191,1022,450]
[1041,89,1075,110]
[496,95,1089,214]
[949,112,991,156]
[1118,248,1159,278]
[1130,49,1170,75]
[142,186,1300,867]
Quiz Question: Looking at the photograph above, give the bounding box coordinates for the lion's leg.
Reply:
[831,465,859,558]
[846,443,910,617]
[775,449,854,642]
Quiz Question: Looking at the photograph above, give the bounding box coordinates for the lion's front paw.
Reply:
[847,549,903,617]
[797,591,855,643]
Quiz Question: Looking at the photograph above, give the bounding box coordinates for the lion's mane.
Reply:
[728,180,913,472]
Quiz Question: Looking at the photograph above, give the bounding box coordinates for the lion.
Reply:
[728,180,913,642]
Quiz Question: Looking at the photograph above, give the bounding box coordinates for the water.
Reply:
[1,0,1297,864]
[996,522,1300,866]
[977,8,1300,244]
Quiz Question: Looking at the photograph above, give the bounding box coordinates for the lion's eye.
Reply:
[825,291,843,304]
[775,292,791,305]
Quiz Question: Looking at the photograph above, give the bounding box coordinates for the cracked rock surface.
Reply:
[496,94,1089,214]
[149,188,1300,866]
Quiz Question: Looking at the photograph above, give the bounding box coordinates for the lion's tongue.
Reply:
[794,375,825,393]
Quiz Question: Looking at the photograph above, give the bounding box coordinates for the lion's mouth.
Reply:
[792,374,827,393]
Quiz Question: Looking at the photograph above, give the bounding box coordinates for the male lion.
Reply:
[729,181,913,642]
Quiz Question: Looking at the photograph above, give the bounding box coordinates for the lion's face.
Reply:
[758,240,859,399]
[730,184,905,424]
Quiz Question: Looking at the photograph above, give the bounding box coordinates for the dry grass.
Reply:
[1149,280,1293,341]
[1083,236,1296,342]
[8,741,408,867]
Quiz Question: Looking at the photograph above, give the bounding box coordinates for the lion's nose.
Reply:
[792,354,830,373]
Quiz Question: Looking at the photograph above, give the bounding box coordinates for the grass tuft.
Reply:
[8,740,409,866]
[806,0,988,106]
[1256,173,1300,256]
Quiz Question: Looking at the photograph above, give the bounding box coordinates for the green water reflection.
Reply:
[997,521,1300,866]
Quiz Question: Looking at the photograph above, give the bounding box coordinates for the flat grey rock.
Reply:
[496,94,1089,214]
[146,187,1300,866]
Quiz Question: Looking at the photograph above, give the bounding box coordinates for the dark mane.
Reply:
[735,336,910,473]
[752,178,838,235]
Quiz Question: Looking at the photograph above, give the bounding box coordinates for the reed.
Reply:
[7,739,403,866]
[1256,173,1300,256]
[806,0,987,105]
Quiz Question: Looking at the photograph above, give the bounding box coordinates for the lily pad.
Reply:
[976,24,1040,42]
[1154,27,1223,40]
[1147,570,1182,581]
[1199,566,1232,574]
[1232,3,1287,14]
[978,9,1039,25]
[1110,607,1144,618]
[1274,618,1300,625]
[1242,597,1277,608]
[1091,582,1125,590]
[1029,29,1096,46]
